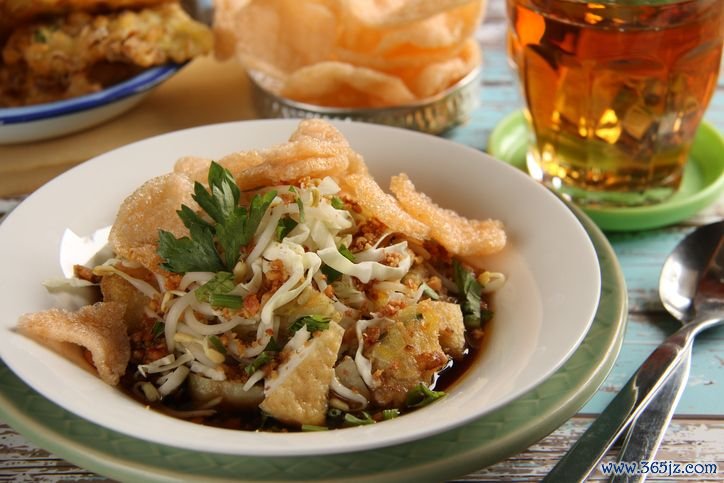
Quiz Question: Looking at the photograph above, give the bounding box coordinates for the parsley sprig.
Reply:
[275,216,298,241]
[453,260,492,328]
[405,383,446,408]
[158,162,276,273]
[194,272,235,303]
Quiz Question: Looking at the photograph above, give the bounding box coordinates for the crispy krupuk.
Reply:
[213,0,485,108]
[174,119,502,250]
[17,302,130,386]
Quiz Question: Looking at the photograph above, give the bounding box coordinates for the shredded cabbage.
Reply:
[164,291,195,351]
[318,241,412,284]
[157,365,190,396]
[182,307,240,336]
[137,351,194,377]
[242,242,320,357]
[92,263,160,299]
[179,271,215,291]
[330,373,368,408]
[354,318,390,389]
[243,369,265,391]
[190,361,226,381]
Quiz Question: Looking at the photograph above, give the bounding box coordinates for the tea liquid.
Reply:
[507,0,724,206]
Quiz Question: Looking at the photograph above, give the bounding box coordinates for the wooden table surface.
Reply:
[1,1,723,481]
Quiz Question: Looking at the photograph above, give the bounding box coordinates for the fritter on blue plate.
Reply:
[0,2,211,106]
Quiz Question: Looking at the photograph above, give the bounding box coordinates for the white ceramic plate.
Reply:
[0,65,180,145]
[0,120,600,456]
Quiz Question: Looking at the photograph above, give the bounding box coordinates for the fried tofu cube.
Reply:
[368,306,448,407]
[260,321,344,426]
[418,300,466,359]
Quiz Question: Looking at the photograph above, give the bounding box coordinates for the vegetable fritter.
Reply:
[0,2,211,106]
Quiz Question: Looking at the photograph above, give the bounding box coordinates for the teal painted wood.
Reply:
[584,313,724,416]
[448,36,724,417]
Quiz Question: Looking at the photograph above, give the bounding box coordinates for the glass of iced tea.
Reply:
[506,0,724,207]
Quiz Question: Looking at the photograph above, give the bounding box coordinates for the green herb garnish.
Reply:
[331,196,345,209]
[194,272,242,308]
[301,424,329,432]
[344,411,375,426]
[289,186,305,223]
[327,408,343,419]
[338,244,355,260]
[405,383,446,408]
[382,409,400,420]
[452,259,484,328]
[208,335,227,355]
[157,223,223,273]
[244,339,280,375]
[151,321,165,340]
[275,216,298,241]
[158,162,276,273]
[194,272,235,303]
[321,244,356,283]
[481,308,494,323]
[33,29,47,43]
[419,282,440,300]
[289,315,330,334]
[245,352,273,375]
[209,293,243,309]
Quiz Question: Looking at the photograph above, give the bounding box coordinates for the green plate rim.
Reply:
[487,110,724,232]
[0,207,627,482]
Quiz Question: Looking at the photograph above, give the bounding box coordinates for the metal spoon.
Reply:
[543,221,724,482]
[610,222,724,482]
[610,356,690,482]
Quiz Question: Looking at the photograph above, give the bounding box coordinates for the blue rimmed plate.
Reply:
[0,64,182,144]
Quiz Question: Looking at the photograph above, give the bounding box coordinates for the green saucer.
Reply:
[488,111,724,232]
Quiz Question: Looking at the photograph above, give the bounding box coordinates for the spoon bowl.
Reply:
[660,221,724,322]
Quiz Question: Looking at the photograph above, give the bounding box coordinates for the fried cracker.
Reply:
[390,173,505,256]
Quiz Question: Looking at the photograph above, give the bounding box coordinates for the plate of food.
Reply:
[0,120,602,465]
[0,0,212,144]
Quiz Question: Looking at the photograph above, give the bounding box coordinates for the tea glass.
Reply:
[506,0,724,207]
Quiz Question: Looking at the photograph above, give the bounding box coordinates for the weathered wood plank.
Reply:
[583,313,724,417]
[2,418,722,482]
[455,417,724,482]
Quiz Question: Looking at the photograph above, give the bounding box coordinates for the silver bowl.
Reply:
[248,66,481,135]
